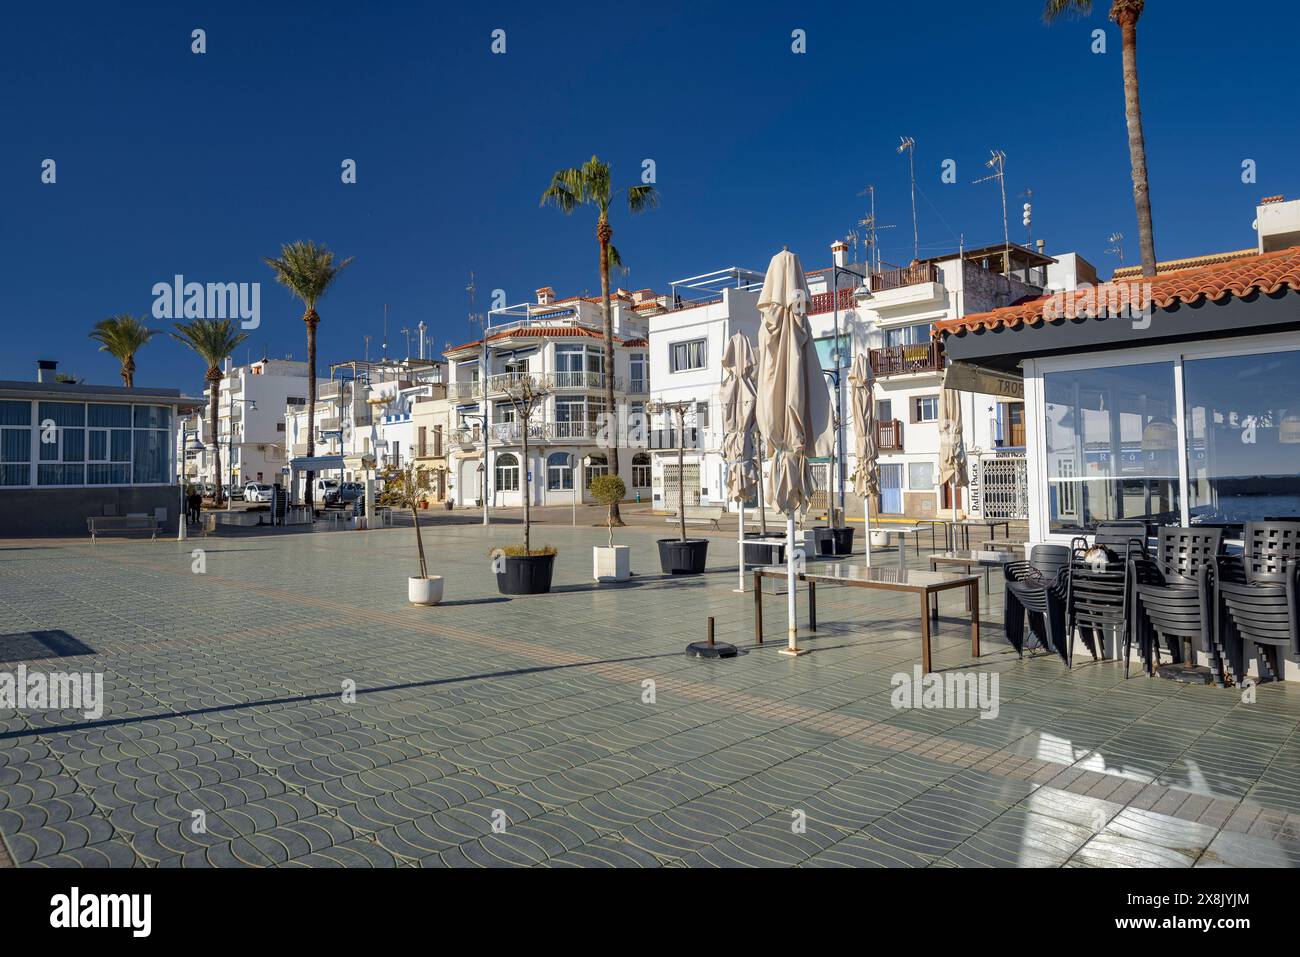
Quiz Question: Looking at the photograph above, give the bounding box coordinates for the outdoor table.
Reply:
[928,549,1016,595]
[927,519,1013,550]
[878,524,929,569]
[752,562,980,673]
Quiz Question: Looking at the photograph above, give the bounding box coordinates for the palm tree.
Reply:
[170,319,249,506]
[541,156,658,525]
[1045,0,1156,276]
[264,241,353,508]
[89,314,156,387]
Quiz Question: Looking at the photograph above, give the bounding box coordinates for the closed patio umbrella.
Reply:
[755,248,833,656]
[722,332,759,592]
[938,387,969,551]
[848,352,879,565]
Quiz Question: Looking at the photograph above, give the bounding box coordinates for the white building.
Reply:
[441,285,658,508]
[180,357,309,493]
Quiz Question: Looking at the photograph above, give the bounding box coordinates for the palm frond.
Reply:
[625,184,659,214]
[169,318,249,369]
[89,314,155,360]
[607,244,628,277]
[1043,0,1092,22]
[540,156,613,215]
[263,241,353,312]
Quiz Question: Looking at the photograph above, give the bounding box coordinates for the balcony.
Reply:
[448,381,482,402]
[869,262,941,292]
[869,342,944,377]
[875,419,904,451]
[486,420,602,443]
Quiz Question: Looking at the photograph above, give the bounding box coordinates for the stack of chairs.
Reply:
[1129,528,1225,682]
[1217,521,1300,684]
[1003,544,1072,663]
[1065,521,1149,668]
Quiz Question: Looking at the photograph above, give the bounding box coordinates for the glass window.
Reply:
[133,405,171,429]
[914,396,938,423]
[547,451,573,491]
[133,428,169,484]
[670,339,707,372]
[0,402,31,486]
[632,452,651,488]
[884,323,933,348]
[908,461,935,490]
[494,452,520,492]
[88,404,132,428]
[1184,350,1300,532]
[695,402,709,428]
[814,334,851,370]
[1044,361,1180,534]
[585,453,609,487]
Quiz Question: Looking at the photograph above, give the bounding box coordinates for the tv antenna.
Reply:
[400,326,411,359]
[896,138,918,260]
[973,150,1010,274]
[382,304,388,361]
[1105,231,1125,264]
[857,184,896,274]
[1019,188,1034,245]
[363,334,372,365]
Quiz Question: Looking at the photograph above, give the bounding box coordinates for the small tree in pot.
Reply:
[590,474,629,581]
[382,462,442,605]
[650,398,710,574]
[494,374,558,594]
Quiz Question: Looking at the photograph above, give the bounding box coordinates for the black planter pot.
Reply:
[658,538,709,574]
[808,526,855,557]
[496,553,556,595]
[830,527,855,555]
[742,539,785,569]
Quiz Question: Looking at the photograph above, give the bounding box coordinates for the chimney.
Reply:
[417,321,427,360]
[831,240,849,268]
[1036,239,1046,255]
[36,359,57,383]
[536,286,556,306]
[1256,195,1300,253]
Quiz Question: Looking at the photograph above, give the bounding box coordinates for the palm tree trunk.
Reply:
[206,367,223,506]
[597,218,624,527]
[121,356,135,389]
[521,418,531,554]
[304,310,319,509]
[1117,6,1156,277]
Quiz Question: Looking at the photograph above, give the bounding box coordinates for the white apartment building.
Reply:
[180,357,309,493]
[441,285,658,508]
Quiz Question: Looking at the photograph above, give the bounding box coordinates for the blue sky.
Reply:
[3,0,1294,391]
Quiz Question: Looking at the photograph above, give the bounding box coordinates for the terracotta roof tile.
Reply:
[444,326,638,355]
[936,244,1300,337]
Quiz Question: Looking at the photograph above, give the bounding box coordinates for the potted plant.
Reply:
[385,463,442,605]
[590,474,630,582]
[651,399,709,574]
[494,375,557,595]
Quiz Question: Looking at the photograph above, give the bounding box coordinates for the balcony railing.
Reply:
[448,381,482,401]
[869,342,944,377]
[628,377,647,395]
[876,419,904,451]
[869,262,941,293]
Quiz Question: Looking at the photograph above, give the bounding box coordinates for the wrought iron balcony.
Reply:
[869,342,944,377]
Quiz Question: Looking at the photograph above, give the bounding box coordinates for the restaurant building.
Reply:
[936,196,1300,550]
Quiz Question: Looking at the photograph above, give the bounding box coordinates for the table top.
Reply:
[924,518,1011,529]
[754,562,978,592]
[930,550,1017,566]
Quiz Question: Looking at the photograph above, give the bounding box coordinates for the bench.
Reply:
[87,515,160,543]
[666,505,727,530]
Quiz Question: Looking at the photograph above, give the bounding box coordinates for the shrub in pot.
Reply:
[589,474,630,582]
[652,399,709,574]
[493,374,557,595]
[386,463,443,605]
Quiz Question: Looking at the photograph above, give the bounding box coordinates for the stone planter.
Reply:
[408,576,444,605]
[593,545,631,582]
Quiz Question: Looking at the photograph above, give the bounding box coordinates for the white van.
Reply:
[313,478,341,507]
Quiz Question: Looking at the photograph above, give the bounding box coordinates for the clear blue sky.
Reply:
[3,0,1293,391]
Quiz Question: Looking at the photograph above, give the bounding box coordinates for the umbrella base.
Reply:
[1155,662,1215,685]
[686,641,738,659]
[778,646,810,657]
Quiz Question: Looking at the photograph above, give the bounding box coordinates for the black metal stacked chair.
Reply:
[1217,521,1300,684]
[1004,544,1071,663]
[1128,527,1225,683]
[1065,521,1148,668]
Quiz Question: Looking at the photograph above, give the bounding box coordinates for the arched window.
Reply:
[494,453,519,492]
[632,452,651,488]
[585,453,608,488]
[547,452,573,491]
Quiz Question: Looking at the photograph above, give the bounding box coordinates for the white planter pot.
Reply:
[593,545,631,582]
[408,575,444,605]
[869,530,891,547]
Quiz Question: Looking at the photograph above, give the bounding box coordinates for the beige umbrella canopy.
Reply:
[721,332,758,504]
[755,248,833,656]
[848,352,878,563]
[938,388,969,542]
[755,250,833,516]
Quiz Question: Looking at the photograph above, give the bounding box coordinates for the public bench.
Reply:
[87,515,160,543]
[665,505,727,530]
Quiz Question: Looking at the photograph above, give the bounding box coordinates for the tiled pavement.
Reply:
[2,520,1300,868]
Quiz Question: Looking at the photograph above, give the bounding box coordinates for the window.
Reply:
[1183,350,1300,532]
[876,399,893,422]
[495,452,520,492]
[0,400,31,486]
[908,461,935,491]
[913,395,939,423]
[1044,361,1180,534]
[37,401,85,486]
[629,354,647,393]
[814,334,851,371]
[632,452,651,488]
[884,322,934,348]
[133,405,172,484]
[585,453,609,487]
[670,338,707,372]
[87,404,132,484]
[695,402,709,429]
[547,451,573,491]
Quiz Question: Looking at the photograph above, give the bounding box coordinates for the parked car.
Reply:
[202,482,215,498]
[243,482,274,504]
[313,477,342,507]
[337,482,365,507]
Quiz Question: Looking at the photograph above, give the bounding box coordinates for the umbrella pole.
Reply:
[779,513,808,657]
[735,501,746,593]
[865,495,873,566]
[951,478,958,551]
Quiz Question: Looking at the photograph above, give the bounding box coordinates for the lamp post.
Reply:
[224,396,257,512]
[828,263,867,526]
[177,425,204,541]
[459,411,491,525]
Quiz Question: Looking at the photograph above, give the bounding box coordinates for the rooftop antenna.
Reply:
[974,149,1010,275]
[1106,231,1125,264]
[1019,188,1034,245]
[896,138,918,261]
[363,334,372,365]
[382,304,388,361]
[400,326,411,360]
[857,184,897,275]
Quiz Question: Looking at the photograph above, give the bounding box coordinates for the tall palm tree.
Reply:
[1045,0,1157,276]
[541,156,658,525]
[89,314,156,388]
[264,241,353,508]
[170,319,249,506]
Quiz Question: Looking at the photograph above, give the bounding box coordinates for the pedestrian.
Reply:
[187,489,202,525]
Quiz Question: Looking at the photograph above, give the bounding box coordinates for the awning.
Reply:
[288,455,346,472]
[942,362,1023,400]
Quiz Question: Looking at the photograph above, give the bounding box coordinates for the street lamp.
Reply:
[177,425,205,541]
[459,411,491,525]
[828,262,867,526]
[224,396,257,512]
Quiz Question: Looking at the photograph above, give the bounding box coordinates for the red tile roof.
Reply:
[936,244,1300,337]
[444,326,640,355]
